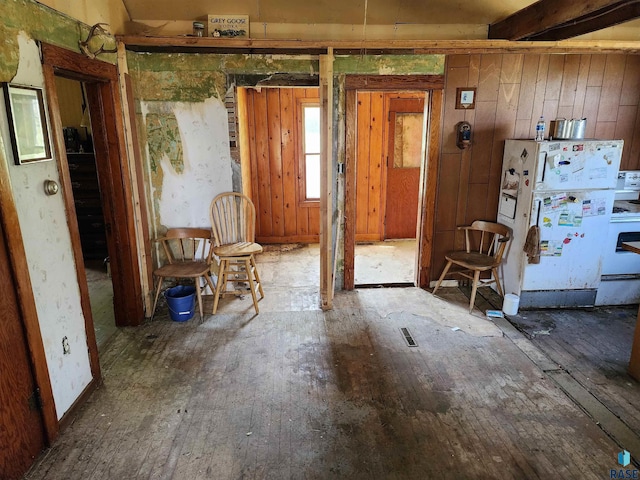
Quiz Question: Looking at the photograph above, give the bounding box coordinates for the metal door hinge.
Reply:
[28,388,43,411]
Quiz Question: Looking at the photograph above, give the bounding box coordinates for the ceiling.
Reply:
[119,0,640,41]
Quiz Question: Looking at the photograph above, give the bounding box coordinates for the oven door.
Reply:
[596,218,640,305]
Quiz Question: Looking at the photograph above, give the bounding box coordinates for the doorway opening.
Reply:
[237,86,321,294]
[343,75,444,291]
[352,91,427,287]
[55,76,116,350]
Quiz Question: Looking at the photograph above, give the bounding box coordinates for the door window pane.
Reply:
[393,112,423,168]
[303,105,320,200]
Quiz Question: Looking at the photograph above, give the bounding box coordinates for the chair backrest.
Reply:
[157,227,213,265]
[209,192,256,247]
[463,220,512,262]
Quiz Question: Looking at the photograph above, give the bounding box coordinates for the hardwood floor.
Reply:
[24,285,640,479]
[85,259,116,350]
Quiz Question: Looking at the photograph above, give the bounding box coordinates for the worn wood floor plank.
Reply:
[24,288,638,480]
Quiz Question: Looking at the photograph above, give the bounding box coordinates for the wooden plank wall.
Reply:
[245,87,320,243]
[433,53,640,281]
[355,91,385,242]
[355,91,426,242]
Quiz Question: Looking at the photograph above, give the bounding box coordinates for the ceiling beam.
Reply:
[117,35,640,54]
[489,0,640,41]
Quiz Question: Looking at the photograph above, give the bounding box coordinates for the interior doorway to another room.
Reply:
[55,76,116,350]
[352,91,427,287]
[237,84,438,291]
[237,86,322,293]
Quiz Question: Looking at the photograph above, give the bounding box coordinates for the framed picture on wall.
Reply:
[2,83,52,164]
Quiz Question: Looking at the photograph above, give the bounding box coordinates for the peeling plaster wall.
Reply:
[127,51,444,278]
[141,98,233,232]
[127,52,321,240]
[0,33,91,419]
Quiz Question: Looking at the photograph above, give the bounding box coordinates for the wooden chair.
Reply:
[432,220,512,313]
[151,228,216,321]
[209,192,264,314]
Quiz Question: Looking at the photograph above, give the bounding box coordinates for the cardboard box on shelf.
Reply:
[207,15,249,38]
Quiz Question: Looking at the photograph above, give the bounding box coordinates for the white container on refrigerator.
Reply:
[497,139,623,309]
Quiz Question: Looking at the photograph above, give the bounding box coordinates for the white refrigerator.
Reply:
[497,139,623,308]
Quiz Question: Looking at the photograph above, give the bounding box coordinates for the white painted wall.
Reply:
[143,97,233,232]
[0,33,92,419]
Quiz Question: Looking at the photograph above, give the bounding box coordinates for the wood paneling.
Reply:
[246,87,320,243]
[433,53,640,281]
[354,91,427,242]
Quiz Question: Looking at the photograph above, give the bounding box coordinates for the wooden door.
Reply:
[0,221,46,479]
[384,97,424,239]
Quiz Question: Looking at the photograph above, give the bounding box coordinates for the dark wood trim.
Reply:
[345,75,444,91]
[0,137,59,444]
[343,89,357,290]
[418,89,443,289]
[41,43,118,81]
[41,43,145,328]
[118,35,640,54]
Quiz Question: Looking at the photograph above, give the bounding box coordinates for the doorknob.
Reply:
[44,179,59,196]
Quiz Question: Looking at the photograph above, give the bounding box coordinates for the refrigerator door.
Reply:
[533,140,623,191]
[521,189,615,291]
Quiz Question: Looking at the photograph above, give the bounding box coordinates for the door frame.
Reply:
[41,43,145,333]
[344,75,444,290]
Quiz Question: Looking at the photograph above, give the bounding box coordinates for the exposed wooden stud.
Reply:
[117,42,153,316]
[319,49,334,310]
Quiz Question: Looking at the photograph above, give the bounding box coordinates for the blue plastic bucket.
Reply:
[164,285,196,322]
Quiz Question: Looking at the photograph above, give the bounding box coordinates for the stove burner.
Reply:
[613,206,630,213]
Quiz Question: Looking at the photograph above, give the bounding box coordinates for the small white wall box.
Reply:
[208,15,249,38]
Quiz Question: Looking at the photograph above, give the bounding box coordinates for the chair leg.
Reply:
[492,268,504,297]
[250,255,264,299]
[203,273,216,319]
[432,261,453,295]
[194,277,204,321]
[244,258,260,314]
[469,270,481,313]
[213,258,228,314]
[151,276,164,320]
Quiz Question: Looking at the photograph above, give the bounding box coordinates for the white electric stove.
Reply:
[596,171,640,305]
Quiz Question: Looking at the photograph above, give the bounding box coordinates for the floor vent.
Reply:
[400,327,418,347]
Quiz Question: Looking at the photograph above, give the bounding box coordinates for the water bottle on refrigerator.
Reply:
[535,116,545,142]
